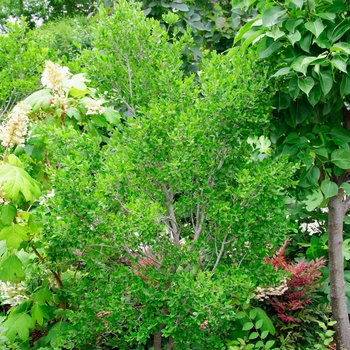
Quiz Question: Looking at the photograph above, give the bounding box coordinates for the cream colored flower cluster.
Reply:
[85,98,105,115]
[254,277,288,301]
[0,102,31,148]
[0,281,28,306]
[41,61,71,91]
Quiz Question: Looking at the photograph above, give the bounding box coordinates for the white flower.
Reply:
[41,61,71,91]
[84,98,105,115]
[0,102,31,148]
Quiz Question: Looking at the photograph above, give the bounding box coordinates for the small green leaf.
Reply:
[242,321,254,331]
[272,67,290,78]
[340,182,350,195]
[3,312,35,342]
[261,330,269,339]
[234,18,260,44]
[265,340,275,349]
[45,322,72,344]
[308,85,322,106]
[235,311,247,319]
[242,30,265,52]
[289,75,300,99]
[342,239,350,260]
[331,149,350,169]
[249,332,259,340]
[0,254,25,282]
[170,2,189,11]
[298,76,314,95]
[66,107,81,121]
[287,30,301,46]
[0,224,28,248]
[321,179,338,198]
[300,32,312,53]
[255,319,264,329]
[305,19,325,38]
[255,308,275,335]
[103,107,121,125]
[249,308,257,319]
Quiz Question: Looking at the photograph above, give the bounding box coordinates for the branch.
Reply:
[210,231,229,277]
[193,191,205,241]
[161,184,180,246]
[343,194,350,214]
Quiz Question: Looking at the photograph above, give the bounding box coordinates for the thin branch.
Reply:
[210,231,229,277]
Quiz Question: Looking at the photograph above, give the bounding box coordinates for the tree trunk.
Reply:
[154,330,162,350]
[328,191,350,350]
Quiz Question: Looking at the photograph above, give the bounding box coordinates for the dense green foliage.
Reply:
[0,0,347,349]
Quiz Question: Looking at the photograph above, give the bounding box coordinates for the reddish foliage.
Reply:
[266,239,326,323]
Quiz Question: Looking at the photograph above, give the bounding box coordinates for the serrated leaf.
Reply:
[24,90,51,112]
[3,312,35,342]
[321,179,338,198]
[331,149,350,169]
[31,304,49,326]
[33,286,52,305]
[0,224,28,248]
[0,164,41,202]
[66,107,81,121]
[6,154,24,168]
[304,188,324,211]
[298,76,314,95]
[0,255,25,282]
[45,322,71,344]
[0,204,17,226]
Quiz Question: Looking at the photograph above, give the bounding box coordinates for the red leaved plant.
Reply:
[266,239,326,323]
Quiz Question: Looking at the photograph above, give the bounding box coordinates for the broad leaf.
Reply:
[340,74,350,97]
[31,304,49,326]
[331,42,350,55]
[24,89,51,112]
[299,165,320,187]
[298,76,314,95]
[321,179,338,198]
[262,6,287,27]
[287,30,301,46]
[3,312,35,342]
[305,19,325,38]
[0,224,28,248]
[0,254,25,282]
[255,307,275,335]
[331,55,347,73]
[304,189,324,211]
[0,164,41,202]
[33,287,52,305]
[0,204,17,226]
[329,126,350,143]
[103,108,120,125]
[319,69,333,96]
[331,149,350,169]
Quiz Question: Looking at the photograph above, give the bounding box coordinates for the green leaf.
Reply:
[308,85,322,106]
[289,75,300,99]
[91,114,107,127]
[66,107,81,121]
[342,239,350,260]
[255,319,263,329]
[242,321,254,331]
[235,311,247,319]
[299,166,320,187]
[321,179,338,198]
[331,55,347,73]
[6,154,24,168]
[291,55,308,75]
[103,108,121,125]
[0,224,28,248]
[330,21,350,43]
[0,254,25,282]
[234,18,260,44]
[340,182,350,195]
[45,322,72,344]
[170,2,189,11]
[329,126,350,144]
[3,312,35,342]
[300,32,312,53]
[0,164,41,202]
[285,19,303,32]
[265,340,275,349]
[31,304,49,326]
[249,332,259,340]
[63,73,89,91]
[331,149,350,169]
[304,189,323,211]
[291,0,303,9]
[298,76,314,95]
[255,307,275,335]
[272,67,290,78]
[0,204,17,225]
[249,308,257,319]
[33,287,52,305]
[319,69,333,96]
[24,89,51,112]
[305,19,325,38]
[257,38,282,58]
[340,74,350,97]
[331,42,350,55]
[262,6,287,27]
[242,30,265,52]
[287,30,301,46]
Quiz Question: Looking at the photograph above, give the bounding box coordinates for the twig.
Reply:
[210,231,229,276]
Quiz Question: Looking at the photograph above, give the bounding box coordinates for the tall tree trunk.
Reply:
[328,191,350,350]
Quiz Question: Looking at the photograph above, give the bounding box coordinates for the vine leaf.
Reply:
[0,164,41,202]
